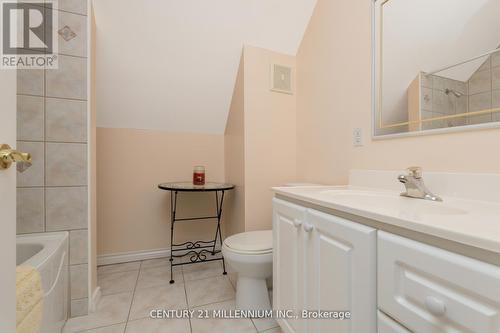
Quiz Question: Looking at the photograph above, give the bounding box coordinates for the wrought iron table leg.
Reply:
[218,191,227,274]
[169,191,178,284]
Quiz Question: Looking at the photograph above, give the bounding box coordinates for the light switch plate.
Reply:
[353,128,363,147]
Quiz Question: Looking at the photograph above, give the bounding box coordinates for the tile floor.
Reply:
[63,258,281,333]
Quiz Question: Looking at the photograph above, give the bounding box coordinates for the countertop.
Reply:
[273,185,500,255]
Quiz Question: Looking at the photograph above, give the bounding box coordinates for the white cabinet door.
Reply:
[305,209,377,333]
[273,198,307,333]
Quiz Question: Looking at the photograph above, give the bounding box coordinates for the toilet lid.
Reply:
[224,230,272,253]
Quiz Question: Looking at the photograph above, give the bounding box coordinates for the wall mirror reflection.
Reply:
[373,0,500,137]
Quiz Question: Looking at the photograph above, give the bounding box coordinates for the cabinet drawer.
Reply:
[378,311,411,333]
[378,231,500,333]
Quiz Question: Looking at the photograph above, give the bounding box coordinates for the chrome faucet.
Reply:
[398,167,442,202]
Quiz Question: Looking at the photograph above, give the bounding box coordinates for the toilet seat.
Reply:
[224,230,272,255]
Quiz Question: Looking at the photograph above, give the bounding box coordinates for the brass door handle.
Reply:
[0,144,32,172]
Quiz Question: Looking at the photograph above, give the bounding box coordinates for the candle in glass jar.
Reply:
[193,166,206,185]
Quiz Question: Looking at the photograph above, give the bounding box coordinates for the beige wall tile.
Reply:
[46,98,87,142]
[492,51,500,68]
[467,91,492,125]
[469,92,492,112]
[493,90,500,123]
[46,143,87,186]
[70,264,88,299]
[17,95,44,141]
[57,11,87,57]
[467,114,492,125]
[493,89,500,108]
[420,87,432,111]
[70,298,88,317]
[477,57,491,72]
[421,73,432,89]
[452,80,468,95]
[70,229,88,264]
[46,55,87,100]
[17,141,44,187]
[431,75,449,91]
[469,70,491,95]
[17,188,44,234]
[492,66,500,90]
[421,110,433,119]
[432,90,453,114]
[54,0,87,16]
[46,187,87,231]
[456,95,468,114]
[17,69,44,96]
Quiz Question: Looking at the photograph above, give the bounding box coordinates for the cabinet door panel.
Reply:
[306,209,377,333]
[378,231,500,333]
[273,198,307,333]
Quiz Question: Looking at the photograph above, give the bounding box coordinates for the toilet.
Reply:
[222,230,273,311]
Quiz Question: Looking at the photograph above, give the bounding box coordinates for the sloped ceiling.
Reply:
[93,0,317,134]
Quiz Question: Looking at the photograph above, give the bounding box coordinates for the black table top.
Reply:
[158,182,235,192]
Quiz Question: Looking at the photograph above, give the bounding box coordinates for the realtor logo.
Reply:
[1,0,58,69]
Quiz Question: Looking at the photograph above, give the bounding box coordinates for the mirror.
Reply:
[373,0,500,137]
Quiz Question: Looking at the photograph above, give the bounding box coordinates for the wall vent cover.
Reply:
[270,64,293,94]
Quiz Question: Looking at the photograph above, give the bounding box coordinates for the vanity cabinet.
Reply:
[273,198,307,333]
[378,231,500,333]
[272,198,377,333]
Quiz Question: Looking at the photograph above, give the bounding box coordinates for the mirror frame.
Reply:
[371,0,500,140]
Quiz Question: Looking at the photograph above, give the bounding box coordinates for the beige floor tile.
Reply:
[81,323,126,333]
[182,260,225,281]
[228,272,237,290]
[125,318,190,333]
[63,292,133,333]
[185,276,235,308]
[129,283,187,320]
[140,257,171,270]
[98,262,141,275]
[252,317,279,332]
[136,265,183,290]
[190,300,256,333]
[260,328,282,333]
[99,270,139,296]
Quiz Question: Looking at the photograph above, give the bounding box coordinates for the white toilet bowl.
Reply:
[222,230,273,311]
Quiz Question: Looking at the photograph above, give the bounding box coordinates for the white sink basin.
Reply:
[319,189,467,216]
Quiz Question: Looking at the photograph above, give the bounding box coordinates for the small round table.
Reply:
[158,182,235,284]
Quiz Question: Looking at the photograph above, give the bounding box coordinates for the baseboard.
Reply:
[97,248,171,266]
[97,246,223,266]
[90,287,101,313]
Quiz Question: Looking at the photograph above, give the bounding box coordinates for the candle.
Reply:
[193,166,206,185]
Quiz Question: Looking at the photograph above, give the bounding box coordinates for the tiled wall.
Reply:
[16,2,89,317]
[420,51,500,130]
[420,73,468,130]
[466,52,500,124]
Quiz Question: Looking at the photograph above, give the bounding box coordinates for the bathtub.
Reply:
[17,232,69,333]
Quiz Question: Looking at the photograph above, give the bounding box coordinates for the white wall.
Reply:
[92,0,316,134]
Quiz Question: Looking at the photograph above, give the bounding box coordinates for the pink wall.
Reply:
[97,128,225,255]
[224,45,297,235]
[296,0,500,186]
[224,53,246,237]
